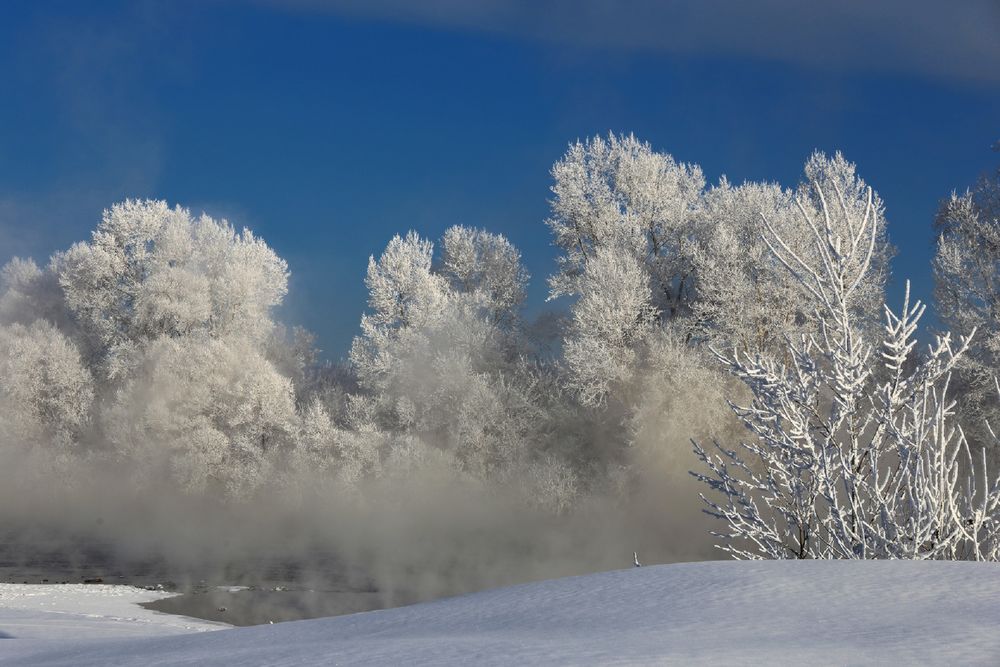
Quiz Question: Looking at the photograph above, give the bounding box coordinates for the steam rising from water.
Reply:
[0,411,724,607]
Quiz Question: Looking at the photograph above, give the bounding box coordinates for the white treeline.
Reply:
[1,133,999,562]
[547,136,892,407]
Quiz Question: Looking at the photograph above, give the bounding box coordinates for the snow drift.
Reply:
[2,560,999,665]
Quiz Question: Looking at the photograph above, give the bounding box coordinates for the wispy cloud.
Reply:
[256,0,1000,85]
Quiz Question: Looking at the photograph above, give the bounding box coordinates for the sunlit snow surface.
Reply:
[0,583,227,642]
[2,561,1000,665]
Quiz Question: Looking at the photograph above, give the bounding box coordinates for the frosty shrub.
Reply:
[694,179,1000,560]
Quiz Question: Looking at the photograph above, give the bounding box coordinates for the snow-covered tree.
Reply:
[562,247,657,406]
[692,152,891,357]
[547,133,705,314]
[0,199,317,497]
[547,138,889,404]
[694,177,1000,560]
[796,151,893,330]
[102,334,298,496]
[546,134,704,403]
[439,225,529,329]
[933,159,1000,449]
[0,257,71,329]
[56,199,289,378]
[352,226,529,392]
[692,180,802,355]
[349,227,556,488]
[350,231,449,394]
[0,320,94,451]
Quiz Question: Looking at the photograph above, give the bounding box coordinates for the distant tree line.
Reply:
[2,134,998,558]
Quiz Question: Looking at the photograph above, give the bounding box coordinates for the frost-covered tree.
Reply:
[796,151,892,328]
[439,225,529,329]
[562,247,657,406]
[349,227,564,494]
[547,134,704,403]
[0,257,71,329]
[692,180,802,354]
[694,177,1000,560]
[0,320,93,451]
[692,152,891,357]
[548,138,890,404]
[933,159,1000,449]
[101,334,298,496]
[56,199,288,378]
[351,226,528,392]
[547,133,705,316]
[0,200,313,496]
[350,231,449,393]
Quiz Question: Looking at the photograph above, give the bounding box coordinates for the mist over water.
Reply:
[0,459,720,627]
[0,401,725,618]
[0,309,733,617]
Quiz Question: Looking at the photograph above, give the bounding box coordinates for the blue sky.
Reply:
[1,1,998,358]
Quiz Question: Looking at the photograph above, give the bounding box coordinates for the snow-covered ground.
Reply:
[0,583,227,643]
[1,560,999,665]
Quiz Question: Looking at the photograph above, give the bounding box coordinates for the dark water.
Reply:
[0,537,411,626]
[142,586,395,625]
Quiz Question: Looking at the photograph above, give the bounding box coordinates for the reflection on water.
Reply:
[143,586,398,626]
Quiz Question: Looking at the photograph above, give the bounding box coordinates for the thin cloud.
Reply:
[256,0,1000,85]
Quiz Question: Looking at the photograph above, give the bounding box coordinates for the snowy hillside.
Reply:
[2,560,999,665]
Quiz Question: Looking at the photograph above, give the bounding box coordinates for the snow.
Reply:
[0,583,227,642]
[1,560,999,665]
